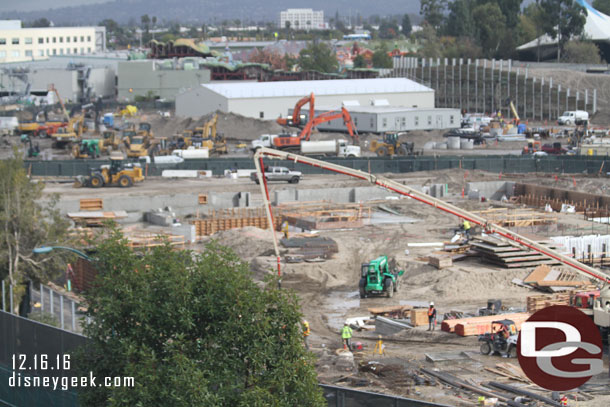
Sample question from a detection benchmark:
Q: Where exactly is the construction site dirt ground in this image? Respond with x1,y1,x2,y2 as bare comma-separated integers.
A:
3,108,591,160
41,168,610,405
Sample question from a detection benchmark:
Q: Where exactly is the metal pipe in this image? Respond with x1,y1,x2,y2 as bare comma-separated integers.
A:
252,148,610,284
1,280,5,312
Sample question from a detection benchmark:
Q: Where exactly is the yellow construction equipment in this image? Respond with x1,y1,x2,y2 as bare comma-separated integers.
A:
197,114,227,154
101,130,123,153
369,133,416,157
118,105,138,118
78,156,144,188
52,114,86,148
507,99,520,123
49,84,70,122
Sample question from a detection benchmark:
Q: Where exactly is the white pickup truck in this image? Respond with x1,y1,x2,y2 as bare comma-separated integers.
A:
250,166,302,184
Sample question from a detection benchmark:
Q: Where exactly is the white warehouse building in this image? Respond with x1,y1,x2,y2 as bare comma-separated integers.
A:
175,78,435,120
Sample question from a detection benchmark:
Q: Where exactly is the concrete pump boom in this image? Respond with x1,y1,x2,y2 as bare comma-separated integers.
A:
252,147,610,285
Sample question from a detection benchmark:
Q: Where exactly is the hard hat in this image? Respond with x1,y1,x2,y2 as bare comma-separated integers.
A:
344,321,349,325
303,320,308,324
429,302,434,306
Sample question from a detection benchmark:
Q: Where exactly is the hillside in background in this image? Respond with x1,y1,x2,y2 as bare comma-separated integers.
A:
1,0,421,25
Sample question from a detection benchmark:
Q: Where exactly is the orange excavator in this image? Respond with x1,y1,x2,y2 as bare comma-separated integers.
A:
272,107,359,150
276,93,315,126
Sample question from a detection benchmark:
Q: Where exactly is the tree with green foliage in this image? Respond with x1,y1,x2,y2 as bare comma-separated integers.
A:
378,19,400,39
401,14,412,36
521,2,548,61
420,0,448,28
562,40,602,63
472,2,507,57
353,54,367,68
593,0,610,15
0,150,70,311
30,18,51,28
298,42,339,73
75,231,324,407
539,0,587,61
372,44,393,68
443,0,475,38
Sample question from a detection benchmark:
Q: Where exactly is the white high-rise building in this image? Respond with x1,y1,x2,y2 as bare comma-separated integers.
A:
0,20,106,64
280,9,325,30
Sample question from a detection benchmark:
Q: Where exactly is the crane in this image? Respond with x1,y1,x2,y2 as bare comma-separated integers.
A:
506,98,520,124
49,83,70,122
276,93,315,127
252,147,610,330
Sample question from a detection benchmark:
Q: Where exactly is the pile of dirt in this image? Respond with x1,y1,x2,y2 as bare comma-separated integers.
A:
203,226,276,262
143,111,285,141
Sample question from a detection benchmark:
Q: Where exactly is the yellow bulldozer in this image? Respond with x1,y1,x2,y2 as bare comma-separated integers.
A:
369,132,417,157
76,157,144,188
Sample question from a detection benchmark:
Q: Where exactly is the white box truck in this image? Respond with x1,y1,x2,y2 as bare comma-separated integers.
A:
300,139,361,157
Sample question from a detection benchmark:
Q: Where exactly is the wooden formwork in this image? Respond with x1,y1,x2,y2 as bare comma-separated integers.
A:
79,198,103,211
526,293,571,313
472,208,557,227
191,207,280,236
125,230,186,248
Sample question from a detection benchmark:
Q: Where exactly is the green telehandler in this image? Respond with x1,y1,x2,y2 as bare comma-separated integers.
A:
359,256,404,299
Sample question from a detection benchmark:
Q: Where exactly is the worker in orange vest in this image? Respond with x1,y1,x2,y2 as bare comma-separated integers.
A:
302,320,310,350
427,302,437,331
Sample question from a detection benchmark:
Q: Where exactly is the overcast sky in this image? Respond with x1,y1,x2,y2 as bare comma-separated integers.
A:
0,0,109,12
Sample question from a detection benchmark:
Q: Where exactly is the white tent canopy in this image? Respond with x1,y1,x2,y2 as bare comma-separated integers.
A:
517,0,610,51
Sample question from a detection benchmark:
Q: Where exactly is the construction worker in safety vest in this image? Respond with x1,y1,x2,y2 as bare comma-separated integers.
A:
302,320,310,350
560,395,568,406
281,221,289,239
341,322,353,351
427,302,437,331
461,219,471,240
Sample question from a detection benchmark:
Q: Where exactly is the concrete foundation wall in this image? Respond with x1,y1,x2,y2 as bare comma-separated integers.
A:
466,181,515,201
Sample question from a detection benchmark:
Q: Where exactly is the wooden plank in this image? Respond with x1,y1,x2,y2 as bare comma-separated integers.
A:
523,265,551,284
535,280,590,287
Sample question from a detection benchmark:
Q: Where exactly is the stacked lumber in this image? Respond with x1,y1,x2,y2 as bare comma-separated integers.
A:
428,255,452,269
441,313,530,336
471,235,561,268
521,265,596,292
410,309,429,326
526,293,571,313
368,305,412,319
484,362,531,383
67,211,127,226
79,198,103,211
281,236,338,263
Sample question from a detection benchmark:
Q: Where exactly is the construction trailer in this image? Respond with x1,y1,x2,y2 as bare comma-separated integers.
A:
292,106,461,133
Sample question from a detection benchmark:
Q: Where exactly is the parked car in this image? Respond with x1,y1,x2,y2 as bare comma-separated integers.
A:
250,166,302,184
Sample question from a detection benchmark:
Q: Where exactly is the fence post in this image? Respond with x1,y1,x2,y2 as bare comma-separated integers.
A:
1,280,5,312
50,288,54,315
10,284,14,314
60,295,64,330
71,300,76,331
40,283,44,312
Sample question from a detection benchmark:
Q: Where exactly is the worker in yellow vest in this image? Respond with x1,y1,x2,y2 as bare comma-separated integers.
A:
302,320,310,350
341,322,353,351
462,219,471,240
